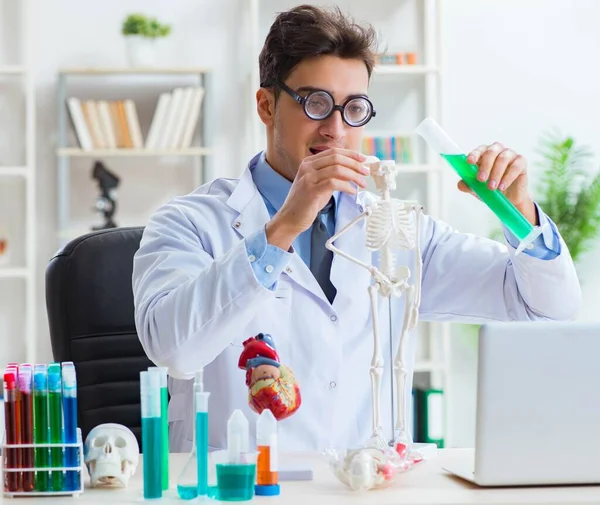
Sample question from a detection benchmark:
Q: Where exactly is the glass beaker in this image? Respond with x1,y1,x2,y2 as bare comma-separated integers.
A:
209,450,258,502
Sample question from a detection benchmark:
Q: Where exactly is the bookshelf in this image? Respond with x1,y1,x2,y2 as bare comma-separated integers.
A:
0,0,37,364
55,67,213,244
246,0,452,446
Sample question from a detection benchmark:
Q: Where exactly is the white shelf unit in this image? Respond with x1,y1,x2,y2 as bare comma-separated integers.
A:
246,0,452,446
56,67,213,244
0,66,26,75
0,268,29,280
373,64,437,75
0,0,37,364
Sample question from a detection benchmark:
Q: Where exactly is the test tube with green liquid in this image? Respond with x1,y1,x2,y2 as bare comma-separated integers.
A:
48,363,64,491
33,364,50,491
149,367,169,490
415,117,547,254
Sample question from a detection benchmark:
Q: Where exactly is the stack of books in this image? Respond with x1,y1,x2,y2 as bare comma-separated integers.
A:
66,86,205,151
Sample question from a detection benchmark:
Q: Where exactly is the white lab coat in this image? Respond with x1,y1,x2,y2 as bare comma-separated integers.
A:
132,156,581,454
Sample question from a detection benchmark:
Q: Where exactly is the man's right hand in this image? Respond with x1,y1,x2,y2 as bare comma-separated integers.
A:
266,148,369,251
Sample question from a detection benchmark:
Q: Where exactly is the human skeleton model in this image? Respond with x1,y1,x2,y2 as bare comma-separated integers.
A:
325,157,424,490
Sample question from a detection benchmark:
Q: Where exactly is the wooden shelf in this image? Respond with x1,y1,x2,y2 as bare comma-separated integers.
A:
56,147,212,157
0,267,28,279
373,65,437,75
59,67,210,76
0,166,29,177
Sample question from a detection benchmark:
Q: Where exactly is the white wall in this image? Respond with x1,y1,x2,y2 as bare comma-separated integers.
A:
441,0,600,446
29,0,251,363
1,0,599,446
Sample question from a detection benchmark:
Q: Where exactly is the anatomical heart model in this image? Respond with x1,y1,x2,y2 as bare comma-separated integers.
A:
237,333,301,420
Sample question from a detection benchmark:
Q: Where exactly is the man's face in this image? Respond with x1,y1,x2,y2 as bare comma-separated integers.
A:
261,55,370,180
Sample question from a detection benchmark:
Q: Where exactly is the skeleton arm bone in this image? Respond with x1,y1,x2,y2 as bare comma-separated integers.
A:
325,210,371,269
325,208,391,285
326,207,396,291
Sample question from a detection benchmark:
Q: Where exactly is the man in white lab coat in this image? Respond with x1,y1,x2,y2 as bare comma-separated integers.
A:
132,5,581,453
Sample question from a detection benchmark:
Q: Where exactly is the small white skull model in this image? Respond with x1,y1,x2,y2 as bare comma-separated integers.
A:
84,423,140,488
363,156,398,192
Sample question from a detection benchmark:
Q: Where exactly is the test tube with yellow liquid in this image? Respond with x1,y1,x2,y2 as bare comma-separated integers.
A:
415,117,548,255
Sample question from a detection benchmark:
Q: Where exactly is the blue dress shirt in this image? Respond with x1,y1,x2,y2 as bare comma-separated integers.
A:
245,152,561,290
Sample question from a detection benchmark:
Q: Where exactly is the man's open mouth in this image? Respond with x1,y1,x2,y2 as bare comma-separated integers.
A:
310,147,330,155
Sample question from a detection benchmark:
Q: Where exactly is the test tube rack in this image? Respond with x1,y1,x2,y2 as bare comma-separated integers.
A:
1,427,85,497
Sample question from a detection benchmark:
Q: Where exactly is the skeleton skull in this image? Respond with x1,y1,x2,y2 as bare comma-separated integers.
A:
363,157,398,192
84,423,140,488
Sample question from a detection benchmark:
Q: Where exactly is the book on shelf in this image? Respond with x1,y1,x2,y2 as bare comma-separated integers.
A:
362,135,414,164
146,86,205,149
65,85,204,151
413,387,445,448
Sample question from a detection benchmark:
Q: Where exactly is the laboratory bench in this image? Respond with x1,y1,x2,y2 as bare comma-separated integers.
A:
3,449,600,504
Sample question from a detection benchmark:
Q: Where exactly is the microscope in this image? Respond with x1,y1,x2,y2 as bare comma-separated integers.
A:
91,161,120,230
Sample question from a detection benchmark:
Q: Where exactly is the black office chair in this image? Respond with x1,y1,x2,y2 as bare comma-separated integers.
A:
45,227,153,448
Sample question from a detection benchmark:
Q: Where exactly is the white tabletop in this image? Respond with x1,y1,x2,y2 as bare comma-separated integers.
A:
4,449,600,504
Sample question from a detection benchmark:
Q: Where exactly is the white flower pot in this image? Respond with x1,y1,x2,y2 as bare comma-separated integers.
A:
124,35,156,67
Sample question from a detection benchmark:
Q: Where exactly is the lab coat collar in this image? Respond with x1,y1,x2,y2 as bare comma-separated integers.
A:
227,153,369,309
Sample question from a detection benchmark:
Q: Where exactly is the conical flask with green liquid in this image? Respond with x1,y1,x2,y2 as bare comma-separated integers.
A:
415,117,547,255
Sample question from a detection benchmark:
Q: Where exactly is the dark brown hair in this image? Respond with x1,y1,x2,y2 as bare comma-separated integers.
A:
259,4,378,93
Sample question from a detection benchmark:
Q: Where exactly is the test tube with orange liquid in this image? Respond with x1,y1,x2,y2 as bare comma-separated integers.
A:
255,409,280,496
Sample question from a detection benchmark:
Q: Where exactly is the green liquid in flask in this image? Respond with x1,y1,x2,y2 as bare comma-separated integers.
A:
441,154,533,240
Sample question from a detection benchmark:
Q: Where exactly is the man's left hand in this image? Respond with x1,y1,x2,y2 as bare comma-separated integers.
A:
457,142,538,226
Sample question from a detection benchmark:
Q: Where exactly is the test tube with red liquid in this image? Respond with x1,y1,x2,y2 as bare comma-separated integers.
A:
3,368,20,492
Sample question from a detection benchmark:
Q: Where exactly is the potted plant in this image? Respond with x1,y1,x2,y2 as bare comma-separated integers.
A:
122,13,172,67
534,130,600,262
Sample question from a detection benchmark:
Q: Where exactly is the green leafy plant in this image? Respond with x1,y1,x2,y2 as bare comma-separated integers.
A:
122,14,171,38
534,130,600,261
489,130,600,262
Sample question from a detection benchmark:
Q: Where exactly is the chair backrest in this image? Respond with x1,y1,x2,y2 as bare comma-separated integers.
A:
45,227,153,449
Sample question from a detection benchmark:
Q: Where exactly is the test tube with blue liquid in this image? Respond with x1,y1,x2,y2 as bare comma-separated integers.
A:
148,367,169,490
177,370,210,500
140,370,162,499
415,117,548,254
62,362,80,491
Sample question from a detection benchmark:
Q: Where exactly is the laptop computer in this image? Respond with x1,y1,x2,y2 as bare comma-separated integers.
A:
443,321,600,487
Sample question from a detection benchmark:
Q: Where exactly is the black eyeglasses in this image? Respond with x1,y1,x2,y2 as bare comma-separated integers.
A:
275,81,376,127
